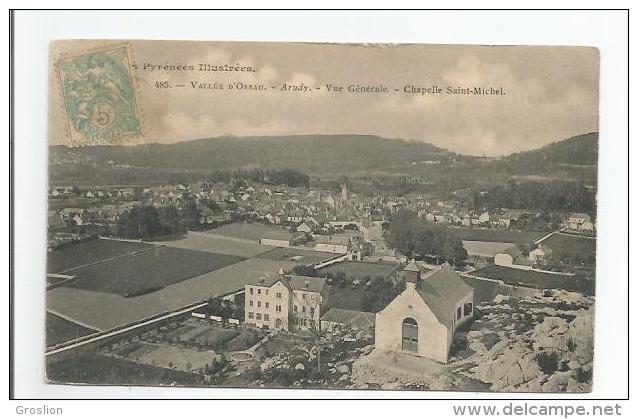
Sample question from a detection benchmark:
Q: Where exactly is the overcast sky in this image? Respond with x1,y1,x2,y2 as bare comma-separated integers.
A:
50,40,599,156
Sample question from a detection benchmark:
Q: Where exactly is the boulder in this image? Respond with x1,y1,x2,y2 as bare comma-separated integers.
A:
531,317,569,351
552,290,592,307
541,371,571,392
567,308,594,365
467,331,488,353
493,294,509,304
475,341,540,390
337,364,350,374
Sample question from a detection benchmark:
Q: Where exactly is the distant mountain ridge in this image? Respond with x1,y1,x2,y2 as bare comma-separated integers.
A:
50,134,449,175
49,132,599,176
502,132,599,166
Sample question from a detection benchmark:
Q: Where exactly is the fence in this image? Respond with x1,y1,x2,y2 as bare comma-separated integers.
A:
460,274,541,303
98,235,143,243
191,313,241,325
313,253,351,269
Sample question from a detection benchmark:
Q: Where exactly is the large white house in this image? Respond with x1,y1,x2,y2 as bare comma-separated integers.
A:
244,269,331,331
375,262,474,363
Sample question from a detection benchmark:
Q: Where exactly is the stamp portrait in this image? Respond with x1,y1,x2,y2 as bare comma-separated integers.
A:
56,45,142,145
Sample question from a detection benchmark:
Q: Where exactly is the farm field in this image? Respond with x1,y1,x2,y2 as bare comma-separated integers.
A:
97,320,263,375
47,239,156,274
157,231,273,257
46,312,98,347
450,227,543,244
134,344,219,372
541,232,596,262
257,247,338,265
65,246,246,297
47,257,295,330
462,240,514,258
471,265,595,295
207,222,292,241
47,197,105,212
318,261,399,280
151,319,263,352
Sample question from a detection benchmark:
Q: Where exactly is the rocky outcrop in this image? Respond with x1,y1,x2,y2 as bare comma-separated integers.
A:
462,290,594,392
350,289,594,392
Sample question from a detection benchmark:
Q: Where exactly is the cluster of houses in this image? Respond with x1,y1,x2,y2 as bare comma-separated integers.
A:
55,202,140,227
48,178,595,252
494,245,544,270
50,186,135,200
419,207,525,229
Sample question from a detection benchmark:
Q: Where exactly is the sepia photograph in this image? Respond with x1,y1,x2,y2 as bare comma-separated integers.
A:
40,39,601,393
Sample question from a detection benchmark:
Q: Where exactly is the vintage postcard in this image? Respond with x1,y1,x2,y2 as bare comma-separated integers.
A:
46,40,598,392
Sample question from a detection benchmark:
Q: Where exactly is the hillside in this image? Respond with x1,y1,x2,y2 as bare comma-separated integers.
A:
496,132,599,172
50,135,449,176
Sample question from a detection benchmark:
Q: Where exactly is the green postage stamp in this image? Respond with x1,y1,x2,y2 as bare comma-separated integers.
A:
56,45,142,145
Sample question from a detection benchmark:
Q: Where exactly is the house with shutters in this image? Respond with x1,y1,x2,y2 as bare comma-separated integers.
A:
244,269,331,332
374,262,474,363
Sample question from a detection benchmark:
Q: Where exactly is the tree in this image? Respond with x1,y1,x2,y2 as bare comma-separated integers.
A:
116,205,164,240
265,168,310,187
157,205,184,235
180,197,201,230
229,177,248,192
361,277,403,312
516,241,536,257
360,241,375,257
468,180,596,214
292,264,318,277
200,198,221,214
386,210,468,266
385,210,419,258
441,236,468,267
206,297,233,318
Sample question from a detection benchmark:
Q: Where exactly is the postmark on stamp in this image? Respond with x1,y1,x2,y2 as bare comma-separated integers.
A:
56,45,142,145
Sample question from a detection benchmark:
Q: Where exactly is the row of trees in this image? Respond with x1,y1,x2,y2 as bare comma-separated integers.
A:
360,277,404,313
51,162,310,190
227,168,310,188
115,205,186,240
467,180,596,214
385,210,468,266
115,186,239,240
169,167,310,188
205,297,244,320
